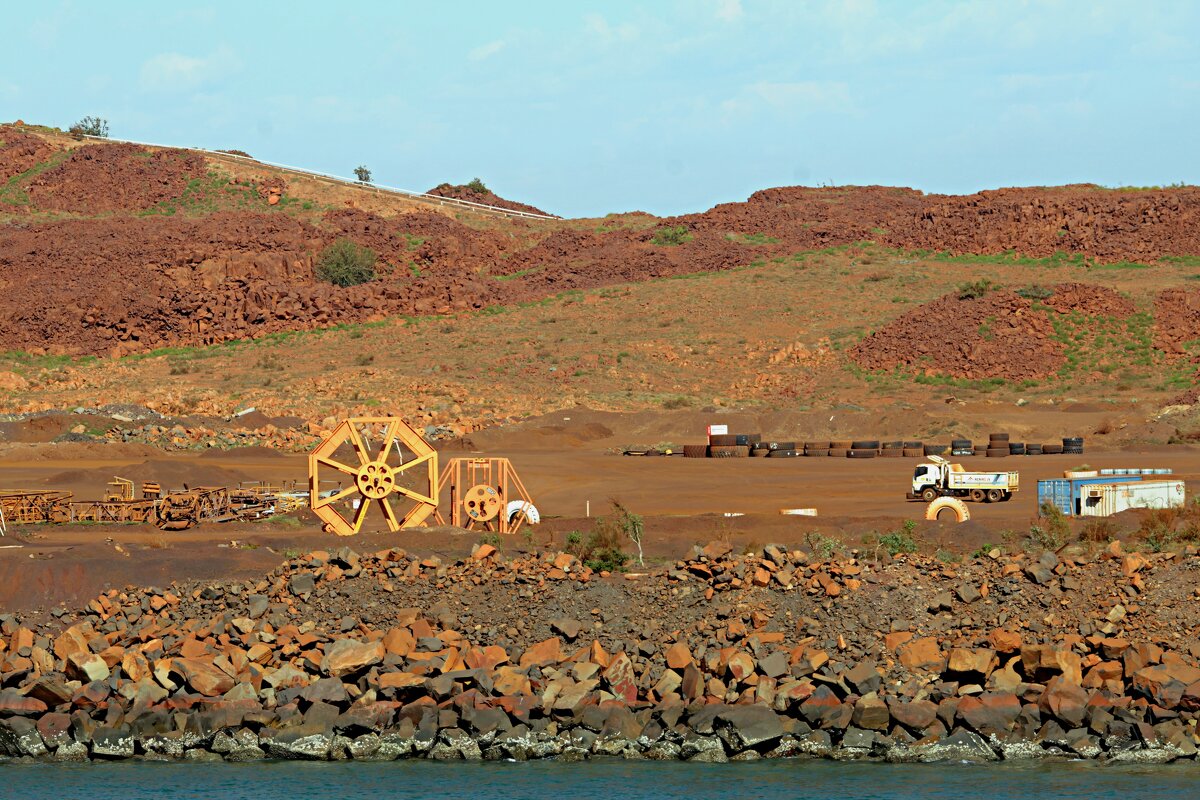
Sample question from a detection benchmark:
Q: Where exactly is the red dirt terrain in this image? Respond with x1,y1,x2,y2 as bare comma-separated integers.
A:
25,143,207,213
0,126,60,181
2,126,1199,361
426,181,554,217
851,284,1138,380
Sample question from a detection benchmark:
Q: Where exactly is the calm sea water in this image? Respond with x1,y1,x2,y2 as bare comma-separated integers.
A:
2,760,1197,799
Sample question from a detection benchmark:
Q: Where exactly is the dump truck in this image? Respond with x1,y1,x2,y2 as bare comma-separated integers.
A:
907,455,1019,502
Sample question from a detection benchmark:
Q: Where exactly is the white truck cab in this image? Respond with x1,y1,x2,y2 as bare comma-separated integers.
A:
908,455,1018,503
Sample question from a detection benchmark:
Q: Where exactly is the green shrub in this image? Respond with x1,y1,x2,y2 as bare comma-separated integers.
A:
69,116,109,137
354,165,373,184
873,520,916,556
316,239,377,287
466,177,489,194
957,279,995,300
1016,284,1054,300
651,225,692,246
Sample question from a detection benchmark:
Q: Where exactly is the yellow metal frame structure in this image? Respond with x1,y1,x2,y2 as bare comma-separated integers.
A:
435,457,535,535
309,418,439,536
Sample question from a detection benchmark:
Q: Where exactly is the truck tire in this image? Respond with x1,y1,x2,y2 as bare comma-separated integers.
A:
881,448,903,457
924,444,948,456
969,489,985,502
986,489,1003,503
709,445,749,458
920,487,939,502
851,440,880,450
829,440,853,450
1003,492,1013,501
848,448,877,458
804,448,829,457
1042,443,1063,454
925,497,970,523
746,433,762,445
828,448,848,457
986,448,1007,458
752,448,770,457
768,449,798,458
989,432,1010,443
683,445,708,458
903,441,923,449
1008,442,1025,455
710,434,738,447
902,448,924,458
804,441,829,450
1025,444,1043,455
883,441,903,450
951,439,972,449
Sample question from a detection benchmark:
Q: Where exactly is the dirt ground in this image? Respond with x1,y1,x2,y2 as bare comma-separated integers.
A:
2,407,1196,614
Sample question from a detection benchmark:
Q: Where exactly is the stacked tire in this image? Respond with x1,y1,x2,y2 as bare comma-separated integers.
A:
881,441,904,458
902,441,923,458
683,445,708,458
1009,442,1026,456
849,440,879,458
951,439,973,456
987,432,1009,459
1042,443,1064,455
1026,444,1043,455
924,443,948,456
1063,437,1084,455
829,440,852,457
804,441,829,457
709,445,750,458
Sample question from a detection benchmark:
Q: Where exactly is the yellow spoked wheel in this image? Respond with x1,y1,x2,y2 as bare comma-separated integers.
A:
309,418,439,536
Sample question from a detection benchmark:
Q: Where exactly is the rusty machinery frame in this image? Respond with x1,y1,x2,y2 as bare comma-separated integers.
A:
435,457,536,535
309,418,439,536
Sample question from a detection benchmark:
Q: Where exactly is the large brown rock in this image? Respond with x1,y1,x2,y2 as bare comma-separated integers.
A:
173,657,236,697
518,637,562,668
65,651,110,683
602,652,637,704
887,698,938,732
1038,676,1089,727
1132,663,1200,709
851,693,891,731
948,648,998,679
957,692,1021,736
899,637,945,673
322,638,384,677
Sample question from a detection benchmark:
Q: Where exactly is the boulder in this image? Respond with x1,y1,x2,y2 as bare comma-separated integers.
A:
1038,676,1089,727
716,704,785,751
322,638,384,677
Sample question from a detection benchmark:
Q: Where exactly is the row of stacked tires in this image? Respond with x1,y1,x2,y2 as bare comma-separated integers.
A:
682,432,1084,459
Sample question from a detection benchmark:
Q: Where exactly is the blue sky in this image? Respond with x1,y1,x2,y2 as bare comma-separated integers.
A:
4,1,1198,217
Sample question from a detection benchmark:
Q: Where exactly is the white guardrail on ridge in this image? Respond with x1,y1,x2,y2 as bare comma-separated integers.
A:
63,132,560,221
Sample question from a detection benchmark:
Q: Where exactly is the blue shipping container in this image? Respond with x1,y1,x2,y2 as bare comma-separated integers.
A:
1037,476,1143,517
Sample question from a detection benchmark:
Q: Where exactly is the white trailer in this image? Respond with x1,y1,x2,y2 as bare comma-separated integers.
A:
908,455,1020,503
1079,480,1186,517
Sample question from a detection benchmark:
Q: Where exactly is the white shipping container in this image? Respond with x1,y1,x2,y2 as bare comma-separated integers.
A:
707,424,728,436
1078,480,1186,517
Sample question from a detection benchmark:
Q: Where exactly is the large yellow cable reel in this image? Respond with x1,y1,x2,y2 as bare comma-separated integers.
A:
309,418,439,536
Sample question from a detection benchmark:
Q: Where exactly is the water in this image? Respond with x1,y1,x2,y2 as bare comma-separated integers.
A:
2,760,1197,800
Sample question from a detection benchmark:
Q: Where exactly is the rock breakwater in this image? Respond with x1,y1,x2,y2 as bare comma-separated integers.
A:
2,540,1200,764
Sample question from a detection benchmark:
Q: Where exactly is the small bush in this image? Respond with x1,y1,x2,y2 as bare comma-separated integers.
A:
316,239,377,287
651,225,692,246
354,165,373,184
1016,284,1054,300
466,177,489,194
878,521,919,557
69,116,109,137
661,396,693,410
1081,517,1118,543
957,279,995,300
1029,502,1069,551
